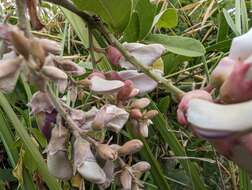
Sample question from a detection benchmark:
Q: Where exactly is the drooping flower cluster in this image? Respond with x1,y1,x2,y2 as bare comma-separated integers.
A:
177,29,252,176
0,24,165,188
105,43,165,96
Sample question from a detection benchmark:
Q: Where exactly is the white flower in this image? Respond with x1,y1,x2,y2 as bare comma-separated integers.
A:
229,28,252,61
119,43,165,69
118,70,162,95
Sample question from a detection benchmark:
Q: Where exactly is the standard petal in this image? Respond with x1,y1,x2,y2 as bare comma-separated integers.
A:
119,43,166,69
89,76,124,94
229,28,252,61
118,70,159,95
28,91,55,114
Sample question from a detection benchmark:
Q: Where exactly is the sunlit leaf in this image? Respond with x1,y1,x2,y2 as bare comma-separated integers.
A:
156,8,178,29
145,34,205,57
72,0,132,32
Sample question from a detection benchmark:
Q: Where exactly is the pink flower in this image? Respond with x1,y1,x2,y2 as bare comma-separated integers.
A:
177,90,213,125
219,61,252,103
209,57,235,89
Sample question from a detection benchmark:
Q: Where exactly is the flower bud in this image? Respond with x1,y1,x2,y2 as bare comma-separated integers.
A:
132,161,151,172
53,58,85,76
139,120,150,138
105,46,123,66
143,110,158,119
74,137,106,184
117,80,134,101
130,109,143,120
30,38,46,65
209,57,235,88
42,66,68,80
131,98,151,109
96,143,118,160
110,144,122,151
38,38,61,55
219,62,252,103
118,139,143,156
9,30,30,59
120,168,132,190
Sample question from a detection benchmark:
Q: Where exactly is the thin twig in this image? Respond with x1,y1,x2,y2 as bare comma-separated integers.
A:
47,85,83,137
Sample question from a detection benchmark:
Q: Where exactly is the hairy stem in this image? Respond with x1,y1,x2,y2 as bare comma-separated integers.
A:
15,0,31,37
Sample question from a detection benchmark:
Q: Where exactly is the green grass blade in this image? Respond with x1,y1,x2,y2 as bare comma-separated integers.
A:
217,11,229,42
240,0,249,33
62,8,112,72
235,0,241,35
239,168,252,190
127,127,171,190
0,92,61,190
148,100,207,190
223,8,240,36
0,111,36,190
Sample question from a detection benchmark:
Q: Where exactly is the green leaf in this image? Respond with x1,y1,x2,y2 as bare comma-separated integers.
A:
63,8,89,47
135,0,157,39
122,11,140,42
24,148,38,173
30,128,47,148
12,147,25,188
157,96,170,113
156,8,178,29
223,8,240,36
0,169,16,182
72,0,132,32
145,34,205,57
217,11,229,42
206,39,232,52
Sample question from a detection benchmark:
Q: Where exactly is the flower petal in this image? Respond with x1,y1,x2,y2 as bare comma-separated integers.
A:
90,76,124,94
118,70,159,95
229,28,252,61
119,43,165,69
